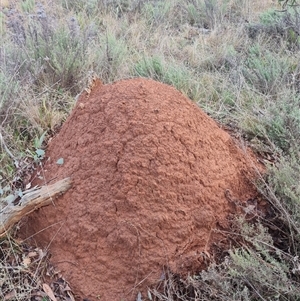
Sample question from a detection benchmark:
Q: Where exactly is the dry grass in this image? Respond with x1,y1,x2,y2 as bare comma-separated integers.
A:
0,235,75,301
1,0,300,300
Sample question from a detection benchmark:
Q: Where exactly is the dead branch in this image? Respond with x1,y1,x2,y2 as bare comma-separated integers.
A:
0,177,72,238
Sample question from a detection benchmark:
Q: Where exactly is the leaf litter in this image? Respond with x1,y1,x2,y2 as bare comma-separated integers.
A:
0,237,76,301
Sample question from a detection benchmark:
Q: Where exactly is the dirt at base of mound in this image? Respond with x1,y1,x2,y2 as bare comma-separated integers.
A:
21,78,261,301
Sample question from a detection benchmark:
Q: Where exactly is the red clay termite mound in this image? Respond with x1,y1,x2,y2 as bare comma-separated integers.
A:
22,78,260,301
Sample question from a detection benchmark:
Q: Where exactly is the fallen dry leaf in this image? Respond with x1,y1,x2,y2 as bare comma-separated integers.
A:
37,248,47,260
43,283,57,301
27,251,38,258
22,257,31,268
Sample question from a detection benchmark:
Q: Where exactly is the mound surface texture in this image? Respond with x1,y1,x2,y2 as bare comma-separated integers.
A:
23,78,259,300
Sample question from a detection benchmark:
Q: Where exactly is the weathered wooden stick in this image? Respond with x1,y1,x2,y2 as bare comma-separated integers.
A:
0,177,72,238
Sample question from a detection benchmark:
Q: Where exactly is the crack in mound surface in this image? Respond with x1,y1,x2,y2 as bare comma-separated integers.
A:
21,78,260,301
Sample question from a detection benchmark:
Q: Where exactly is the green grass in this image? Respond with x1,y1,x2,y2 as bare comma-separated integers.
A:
1,0,300,300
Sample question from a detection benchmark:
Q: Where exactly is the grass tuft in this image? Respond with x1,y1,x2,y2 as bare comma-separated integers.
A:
1,0,300,299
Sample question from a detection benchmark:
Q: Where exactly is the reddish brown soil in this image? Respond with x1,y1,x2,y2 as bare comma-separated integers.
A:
21,78,260,301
